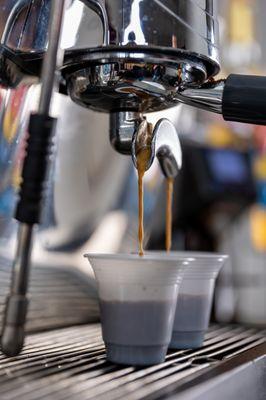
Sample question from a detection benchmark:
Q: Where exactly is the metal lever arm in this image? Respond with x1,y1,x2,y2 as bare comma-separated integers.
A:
1,0,66,357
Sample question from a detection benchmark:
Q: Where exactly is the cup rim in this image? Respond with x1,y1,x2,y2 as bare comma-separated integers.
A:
146,251,228,262
84,252,195,264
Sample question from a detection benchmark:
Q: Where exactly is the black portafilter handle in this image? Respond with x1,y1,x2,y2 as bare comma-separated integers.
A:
222,74,266,125
1,113,56,357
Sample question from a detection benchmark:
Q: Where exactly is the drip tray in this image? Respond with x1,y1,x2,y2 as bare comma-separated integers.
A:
0,324,265,400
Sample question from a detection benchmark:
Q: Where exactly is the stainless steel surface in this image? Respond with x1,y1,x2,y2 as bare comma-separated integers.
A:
0,0,30,46
0,0,47,87
1,0,220,66
1,0,221,111
0,86,133,253
83,0,219,57
1,0,66,356
1,224,33,356
152,119,182,178
38,0,66,115
110,111,140,155
63,49,206,112
0,324,264,400
0,255,99,332
0,0,48,52
62,0,220,112
0,85,29,236
176,79,225,114
110,113,182,178
9,224,33,295
83,0,109,46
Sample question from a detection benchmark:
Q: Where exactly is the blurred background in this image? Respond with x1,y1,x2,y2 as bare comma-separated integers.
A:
0,0,265,332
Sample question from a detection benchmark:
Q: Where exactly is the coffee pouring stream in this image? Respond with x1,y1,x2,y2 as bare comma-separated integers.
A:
1,0,266,357
132,117,182,256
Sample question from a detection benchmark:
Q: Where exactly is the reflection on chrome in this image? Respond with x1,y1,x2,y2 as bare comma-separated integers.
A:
123,0,146,45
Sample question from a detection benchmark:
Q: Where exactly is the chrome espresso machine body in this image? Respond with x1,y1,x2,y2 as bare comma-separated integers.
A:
0,0,266,361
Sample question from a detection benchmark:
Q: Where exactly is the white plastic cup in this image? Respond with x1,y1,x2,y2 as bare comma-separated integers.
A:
169,252,228,349
146,251,228,348
84,253,193,365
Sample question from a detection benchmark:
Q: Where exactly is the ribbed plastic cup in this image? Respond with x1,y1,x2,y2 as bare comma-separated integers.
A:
146,252,228,349
84,253,193,365
169,252,228,349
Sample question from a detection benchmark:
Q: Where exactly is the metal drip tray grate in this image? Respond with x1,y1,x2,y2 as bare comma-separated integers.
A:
0,324,265,400
0,255,99,332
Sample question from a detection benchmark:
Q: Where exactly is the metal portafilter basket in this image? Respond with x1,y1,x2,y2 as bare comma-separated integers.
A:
0,0,266,357
1,0,266,125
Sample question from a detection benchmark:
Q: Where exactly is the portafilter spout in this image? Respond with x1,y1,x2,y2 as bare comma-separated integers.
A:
110,113,182,179
132,118,182,179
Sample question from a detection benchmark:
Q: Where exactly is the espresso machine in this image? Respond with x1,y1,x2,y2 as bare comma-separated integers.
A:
0,0,266,361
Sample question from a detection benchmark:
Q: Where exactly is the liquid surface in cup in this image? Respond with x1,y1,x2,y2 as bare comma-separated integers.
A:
136,121,153,256
100,300,174,345
173,294,212,332
166,177,174,252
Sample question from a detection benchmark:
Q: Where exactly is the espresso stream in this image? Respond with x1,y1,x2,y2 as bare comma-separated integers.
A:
166,178,174,252
136,120,174,255
137,147,151,256
137,152,174,255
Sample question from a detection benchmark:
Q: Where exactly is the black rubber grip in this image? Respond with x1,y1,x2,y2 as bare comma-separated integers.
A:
15,114,57,224
222,74,266,125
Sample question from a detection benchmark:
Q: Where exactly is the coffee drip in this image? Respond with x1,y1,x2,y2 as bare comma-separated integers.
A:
137,149,149,256
166,178,174,252
135,120,175,256
135,119,153,256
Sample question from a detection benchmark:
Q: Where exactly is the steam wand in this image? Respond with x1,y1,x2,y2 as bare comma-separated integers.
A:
1,0,66,357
